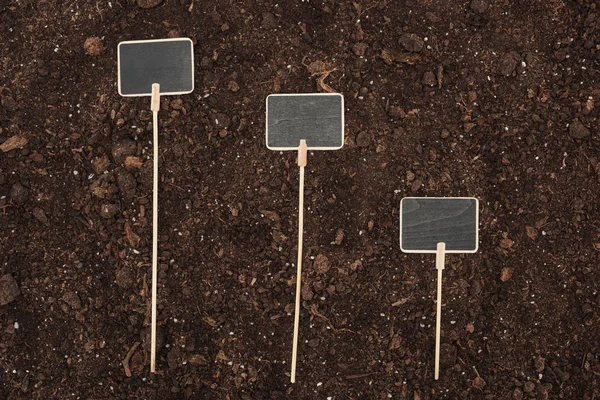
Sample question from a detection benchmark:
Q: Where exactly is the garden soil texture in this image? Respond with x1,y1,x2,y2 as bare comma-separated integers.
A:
1,0,599,399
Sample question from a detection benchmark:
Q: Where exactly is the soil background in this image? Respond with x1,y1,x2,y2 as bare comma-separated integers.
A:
1,0,599,399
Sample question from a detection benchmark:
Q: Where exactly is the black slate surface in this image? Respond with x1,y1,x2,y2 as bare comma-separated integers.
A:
118,38,194,96
266,94,344,149
400,198,478,252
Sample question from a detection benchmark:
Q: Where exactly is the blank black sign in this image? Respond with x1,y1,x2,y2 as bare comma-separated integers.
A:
118,38,194,96
266,93,344,150
400,198,478,253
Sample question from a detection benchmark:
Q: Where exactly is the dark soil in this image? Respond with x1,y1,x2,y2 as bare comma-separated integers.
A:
1,0,599,399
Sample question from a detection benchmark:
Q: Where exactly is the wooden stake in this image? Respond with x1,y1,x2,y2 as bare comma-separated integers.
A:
150,83,160,373
434,242,445,380
291,139,307,383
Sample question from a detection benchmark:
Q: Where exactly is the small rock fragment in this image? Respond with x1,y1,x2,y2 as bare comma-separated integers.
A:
261,13,277,29
422,71,436,86
271,230,287,244
116,266,135,289
535,356,545,372
399,33,424,52
301,284,314,301
356,131,371,147
0,275,20,306
1,95,17,111
389,336,401,350
425,12,441,23
211,113,231,130
525,226,537,239
523,381,535,393
388,105,405,119
125,221,140,247
92,155,110,174
188,354,207,365
136,0,163,8
554,48,568,62
556,369,570,382
500,267,513,282
466,322,475,333
499,237,514,249
469,278,482,296
112,139,137,164
260,209,280,223
440,343,457,367
170,99,183,110
334,229,344,245
101,204,120,219
10,183,28,204
29,153,45,163
411,179,422,192
513,388,523,400
313,281,324,292
124,156,143,170
62,291,82,310
470,0,489,14
499,52,519,76
83,37,104,56
468,91,477,102
352,42,367,57
472,376,486,389
200,57,213,70
1,135,28,152
314,254,331,274
167,346,181,369
117,172,137,201
569,120,590,139
228,81,240,92
350,260,362,271
33,207,49,225
536,384,548,400
165,27,179,37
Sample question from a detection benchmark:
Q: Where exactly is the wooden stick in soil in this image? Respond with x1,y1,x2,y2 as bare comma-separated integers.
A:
434,242,445,380
150,83,160,373
290,139,307,384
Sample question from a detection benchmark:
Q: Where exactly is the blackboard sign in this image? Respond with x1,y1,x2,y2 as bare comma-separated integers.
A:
118,38,194,96
266,93,344,150
400,197,478,253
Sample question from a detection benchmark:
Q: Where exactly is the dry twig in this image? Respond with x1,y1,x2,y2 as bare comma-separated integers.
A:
123,342,141,377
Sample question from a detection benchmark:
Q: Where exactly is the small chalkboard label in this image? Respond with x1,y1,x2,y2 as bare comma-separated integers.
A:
118,38,194,97
399,196,479,380
266,93,344,150
117,37,195,374
265,92,344,383
400,197,478,253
